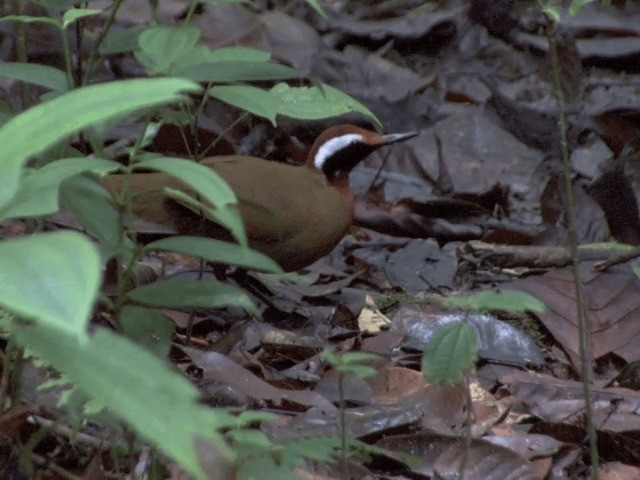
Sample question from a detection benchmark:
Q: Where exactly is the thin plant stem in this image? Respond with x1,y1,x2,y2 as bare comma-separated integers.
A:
112,118,154,325
11,0,29,109
74,9,83,86
338,372,349,480
458,376,473,480
200,112,250,159
60,27,76,88
546,21,600,478
82,0,125,85
182,0,200,25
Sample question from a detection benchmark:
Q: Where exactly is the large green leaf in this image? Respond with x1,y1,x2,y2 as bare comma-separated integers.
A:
136,26,201,75
202,46,270,62
127,279,260,317
422,322,478,385
0,232,100,336
209,85,279,125
171,46,273,73
0,14,58,27
100,25,146,54
0,77,200,210
144,236,282,273
269,83,379,123
119,305,174,357
0,62,68,91
304,0,327,17
61,8,102,29
133,156,247,246
443,289,546,313
177,61,299,83
13,324,235,479
0,157,120,221
60,175,132,262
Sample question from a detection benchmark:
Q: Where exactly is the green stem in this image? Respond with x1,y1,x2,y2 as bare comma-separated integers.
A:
200,112,250,159
11,0,29,109
111,118,153,326
60,26,76,89
82,0,125,85
182,0,200,25
338,372,348,480
546,20,600,478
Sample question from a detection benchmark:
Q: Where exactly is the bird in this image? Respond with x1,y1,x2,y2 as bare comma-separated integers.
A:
101,124,418,271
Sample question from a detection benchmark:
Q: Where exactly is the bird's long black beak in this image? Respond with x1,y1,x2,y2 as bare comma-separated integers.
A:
381,131,419,145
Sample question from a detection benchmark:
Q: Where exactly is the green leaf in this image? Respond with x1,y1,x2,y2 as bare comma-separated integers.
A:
171,46,273,73
304,0,327,18
541,5,560,22
136,26,201,75
320,350,379,377
176,61,299,83
133,157,236,206
205,46,270,62
0,157,120,221
119,305,174,357
0,232,100,336
340,352,379,365
13,324,235,479
569,0,596,16
209,85,279,125
60,175,131,262
164,188,247,247
62,8,102,29
0,62,68,91
132,157,247,246
269,83,379,124
127,279,260,317
422,322,478,385
0,15,59,28
442,289,546,313
0,98,13,127
100,25,146,54
144,236,282,273
0,77,200,210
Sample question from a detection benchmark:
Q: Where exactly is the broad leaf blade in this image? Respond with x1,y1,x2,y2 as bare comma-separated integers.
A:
133,157,247,246
269,83,379,124
13,324,233,479
443,289,546,313
0,232,100,336
144,236,282,273
60,175,131,262
127,279,260,317
176,61,299,83
62,8,102,29
136,26,201,75
0,77,200,210
0,62,68,91
0,157,120,221
119,305,173,357
209,85,279,125
422,322,478,385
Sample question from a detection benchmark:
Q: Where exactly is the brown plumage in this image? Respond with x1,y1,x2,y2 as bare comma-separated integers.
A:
101,124,417,271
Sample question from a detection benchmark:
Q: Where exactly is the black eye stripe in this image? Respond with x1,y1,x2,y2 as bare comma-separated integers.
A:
321,142,378,179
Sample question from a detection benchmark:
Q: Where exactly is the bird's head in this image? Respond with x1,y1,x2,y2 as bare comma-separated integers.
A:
305,124,418,181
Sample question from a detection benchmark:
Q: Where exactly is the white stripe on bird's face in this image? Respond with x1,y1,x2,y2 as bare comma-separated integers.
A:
313,133,364,171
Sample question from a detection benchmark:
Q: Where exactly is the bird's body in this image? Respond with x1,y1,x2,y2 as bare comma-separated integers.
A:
101,125,417,271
